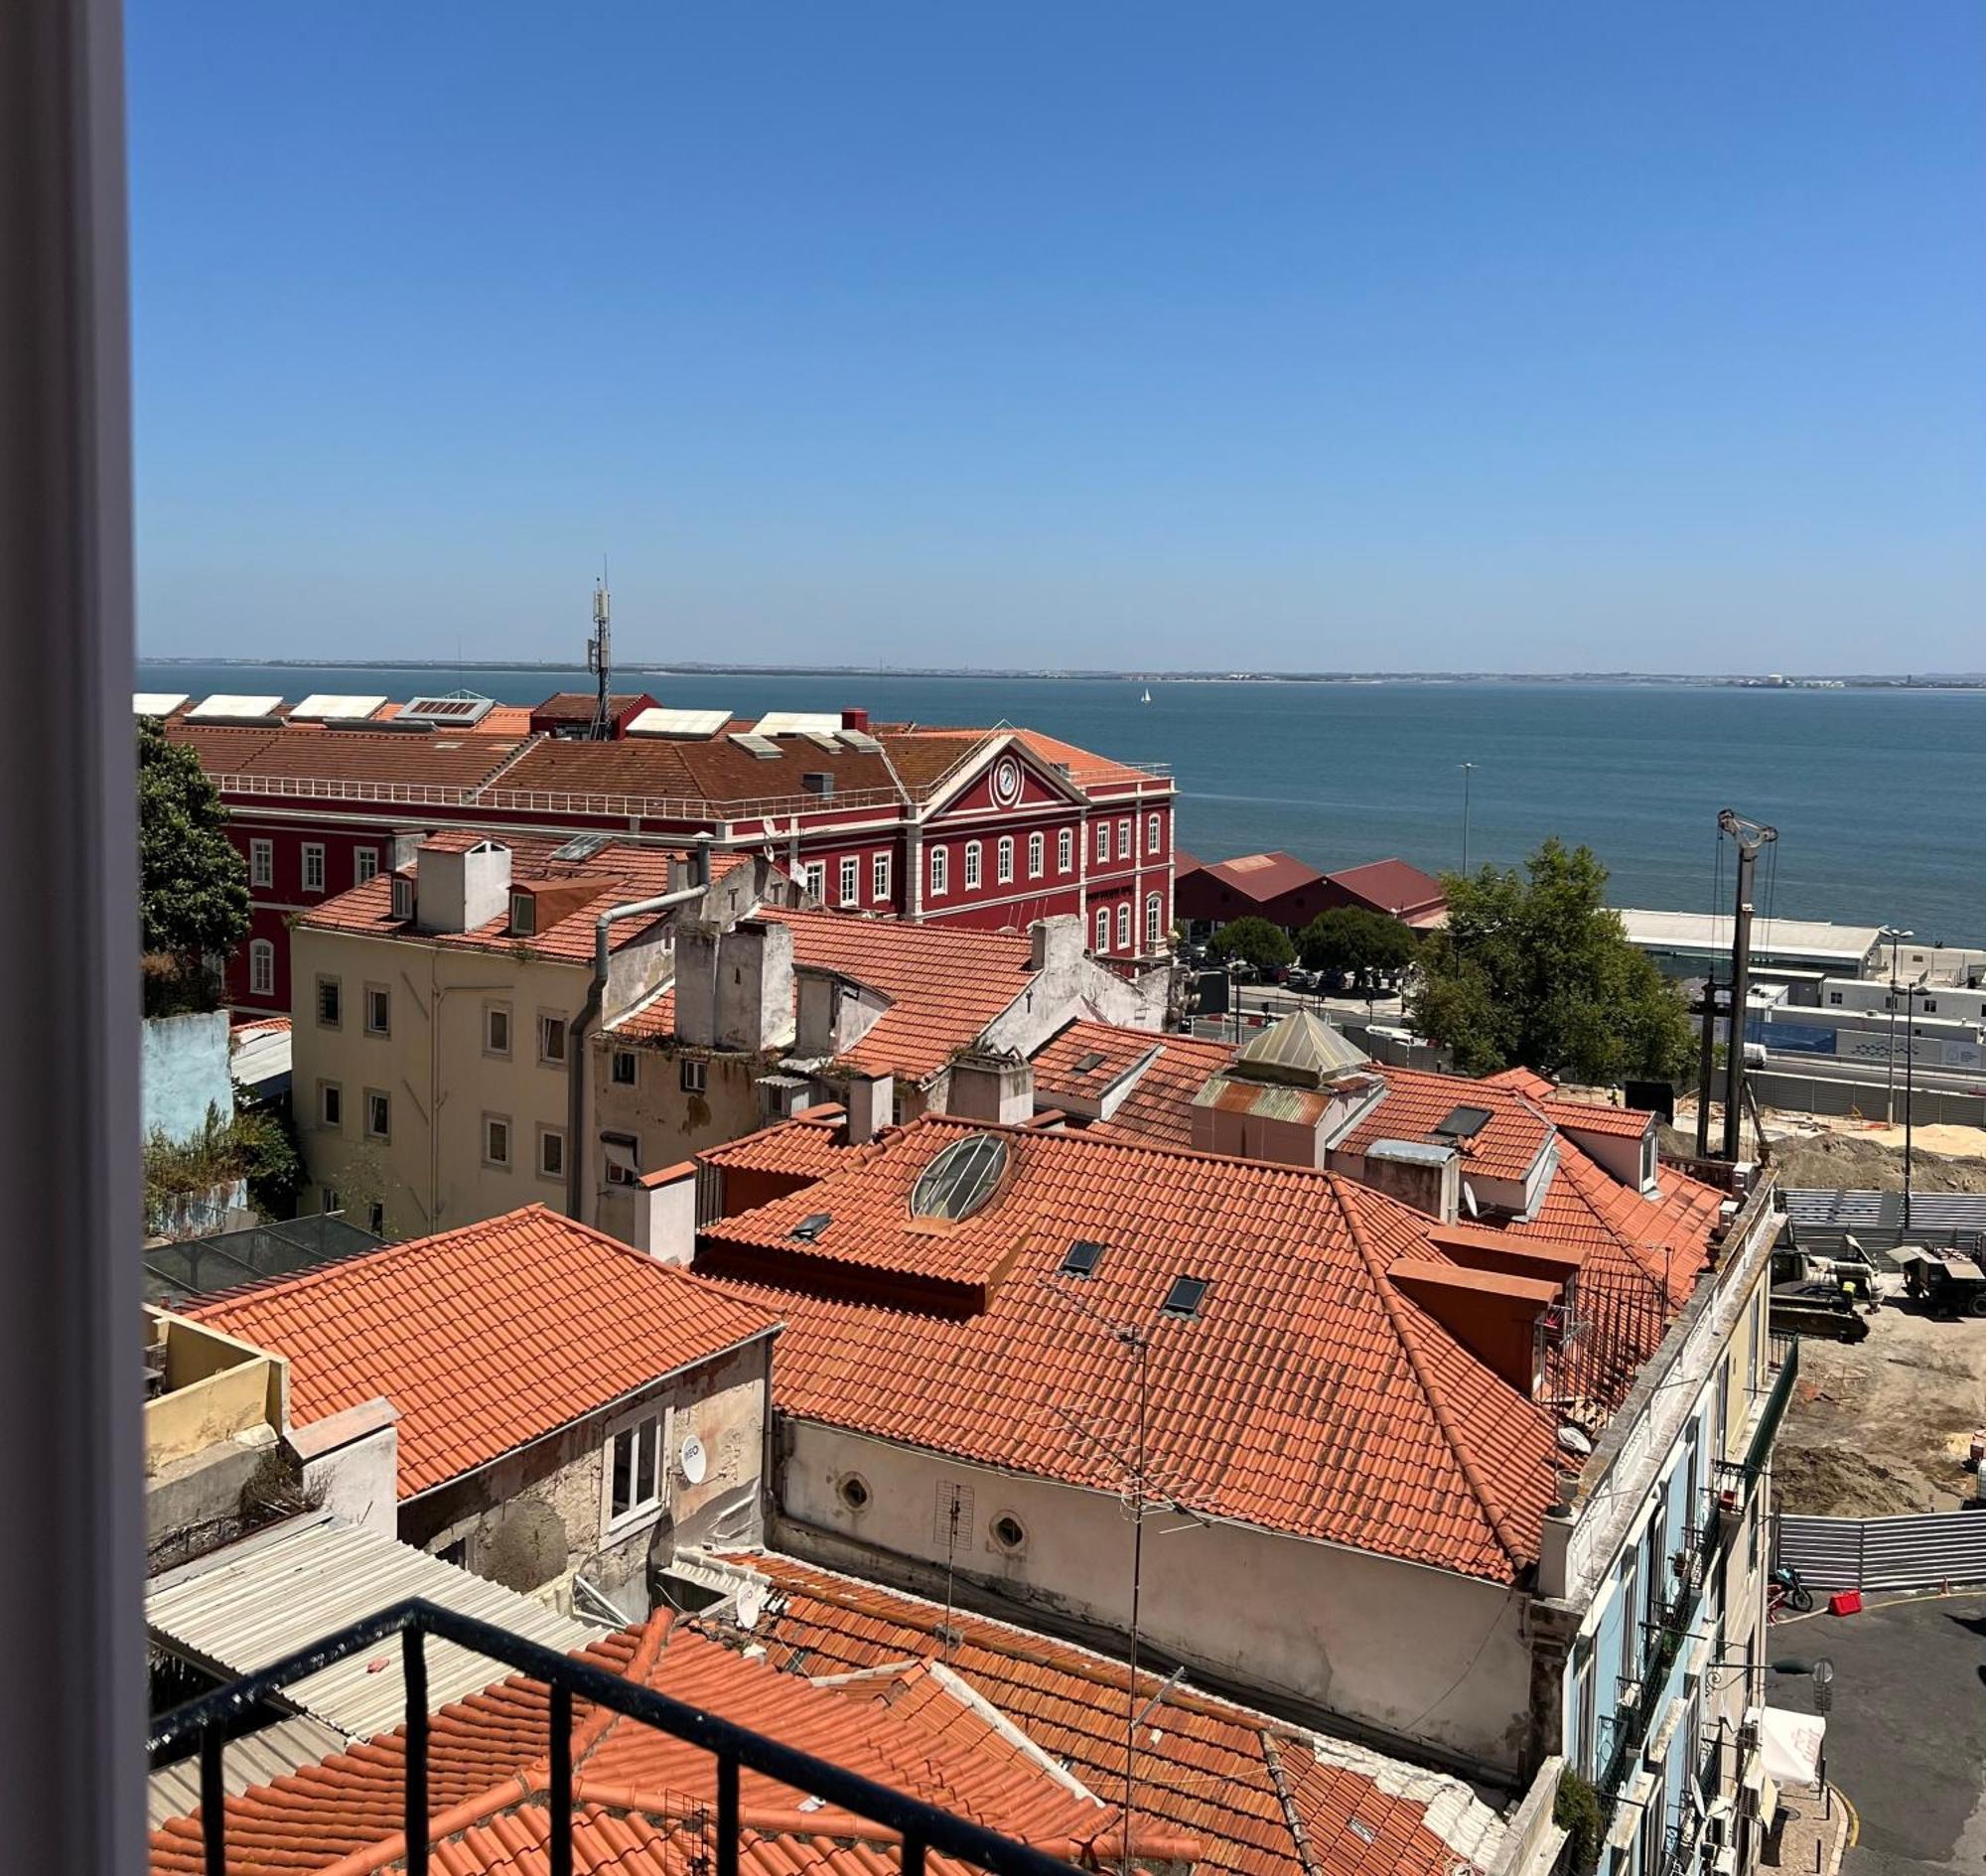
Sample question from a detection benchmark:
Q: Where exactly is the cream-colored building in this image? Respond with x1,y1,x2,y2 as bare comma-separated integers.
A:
290,829,795,1238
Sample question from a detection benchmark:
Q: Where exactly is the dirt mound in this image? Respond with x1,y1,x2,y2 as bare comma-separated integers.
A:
1766,1131,1986,1195
1773,1442,1934,1517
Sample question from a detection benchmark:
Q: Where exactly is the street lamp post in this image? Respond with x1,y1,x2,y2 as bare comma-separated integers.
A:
1904,972,1926,1229
1879,927,1912,1127
1459,763,1477,875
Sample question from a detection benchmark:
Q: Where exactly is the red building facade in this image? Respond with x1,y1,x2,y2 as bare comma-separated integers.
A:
165,701,1176,1012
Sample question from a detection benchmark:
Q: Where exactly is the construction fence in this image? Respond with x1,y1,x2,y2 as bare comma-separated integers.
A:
1775,1510,1986,1594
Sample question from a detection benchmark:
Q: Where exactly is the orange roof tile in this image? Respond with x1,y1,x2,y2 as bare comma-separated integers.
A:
699,1118,1565,1580
1477,1066,1556,1098
1338,1067,1553,1184
1533,1094,1657,1140
190,1206,781,1498
702,1110,881,1181
150,1614,1167,1876
166,721,532,788
702,1553,1506,1876
1031,1020,1238,1149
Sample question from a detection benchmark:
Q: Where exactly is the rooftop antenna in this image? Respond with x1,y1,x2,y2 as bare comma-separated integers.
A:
937,1481,965,1650
1715,808,1777,1161
587,562,614,741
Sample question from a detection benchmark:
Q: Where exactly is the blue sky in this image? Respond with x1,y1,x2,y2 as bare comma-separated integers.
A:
129,3,1984,671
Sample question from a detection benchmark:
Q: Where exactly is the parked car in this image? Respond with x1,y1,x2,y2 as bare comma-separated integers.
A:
1284,967,1315,992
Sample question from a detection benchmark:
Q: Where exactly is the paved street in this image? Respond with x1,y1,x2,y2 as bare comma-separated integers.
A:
1766,1589,1986,1875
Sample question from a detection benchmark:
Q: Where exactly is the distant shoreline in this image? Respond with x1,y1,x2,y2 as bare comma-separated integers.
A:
139,657,1986,691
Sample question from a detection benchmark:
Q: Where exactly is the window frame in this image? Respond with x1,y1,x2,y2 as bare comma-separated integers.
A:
963,841,981,890
838,854,859,906
1117,817,1132,860
301,841,326,894
390,875,414,922
537,1011,568,1068
611,1047,638,1087
1147,812,1162,855
603,1402,670,1534
872,850,891,901
1094,906,1110,952
680,1056,708,1095
803,859,825,901
1145,893,1162,948
318,1081,343,1131
1027,831,1044,878
603,1129,640,1187
536,1123,566,1181
1116,902,1131,949
929,846,948,897
316,974,342,1029
482,1111,512,1169
1058,827,1072,873
248,837,273,889
484,1001,511,1059
363,982,390,1038
363,1087,390,1143
354,846,379,885
1094,822,1108,864
247,938,275,998
996,835,1014,884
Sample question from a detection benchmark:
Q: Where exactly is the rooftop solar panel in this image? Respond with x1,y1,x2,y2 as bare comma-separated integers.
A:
1433,1104,1494,1140
399,693,496,726
730,732,782,760
753,711,843,737
288,693,388,722
840,729,884,753
187,694,285,722
626,706,731,739
133,692,189,718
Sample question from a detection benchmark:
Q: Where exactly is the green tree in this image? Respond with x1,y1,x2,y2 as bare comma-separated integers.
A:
1297,906,1421,987
1407,838,1693,1083
1207,916,1296,973
138,719,249,961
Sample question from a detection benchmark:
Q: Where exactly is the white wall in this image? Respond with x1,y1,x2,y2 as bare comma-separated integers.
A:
776,1421,1535,1778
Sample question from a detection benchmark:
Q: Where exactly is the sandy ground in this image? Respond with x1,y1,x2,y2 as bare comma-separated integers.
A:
1774,1305,1986,1515
1670,1098,1986,1190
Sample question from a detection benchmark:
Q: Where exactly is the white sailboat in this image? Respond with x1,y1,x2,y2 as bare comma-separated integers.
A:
1140,686,1152,704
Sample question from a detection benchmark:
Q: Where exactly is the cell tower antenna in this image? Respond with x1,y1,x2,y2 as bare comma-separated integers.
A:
587,565,614,741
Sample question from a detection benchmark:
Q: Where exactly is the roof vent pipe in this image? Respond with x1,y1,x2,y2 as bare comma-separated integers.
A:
694,831,713,889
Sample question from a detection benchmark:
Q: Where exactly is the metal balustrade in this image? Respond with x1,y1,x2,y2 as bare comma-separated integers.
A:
149,1598,1081,1876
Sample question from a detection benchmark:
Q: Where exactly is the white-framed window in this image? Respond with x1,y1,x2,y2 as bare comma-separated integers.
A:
302,842,326,894
355,847,379,885
612,1048,638,1086
1117,817,1132,859
510,891,536,936
483,1113,511,1168
929,846,948,897
605,1406,666,1530
484,1003,510,1057
872,851,891,901
1058,828,1072,873
1145,893,1162,948
538,1012,567,1066
1027,832,1044,878
318,1082,342,1130
248,938,275,997
248,838,273,888
1147,812,1162,855
802,860,825,901
316,975,342,1028
320,1186,340,1215
364,983,390,1037
537,1124,566,1181
1094,822,1108,864
364,1088,390,1141
1116,903,1131,949
390,876,414,922
838,855,859,905
680,1057,707,1094
963,841,982,890
996,836,1014,884
603,1130,639,1186
1094,906,1110,952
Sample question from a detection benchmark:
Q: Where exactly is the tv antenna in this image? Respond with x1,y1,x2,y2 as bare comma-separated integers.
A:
586,564,614,741
1039,1269,1209,1874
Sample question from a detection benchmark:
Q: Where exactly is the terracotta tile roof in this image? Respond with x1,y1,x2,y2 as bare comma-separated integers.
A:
1533,1095,1657,1140
150,1614,1165,1876
1196,852,1326,902
189,1205,780,1498
702,1111,881,1181
1007,729,1158,792
608,910,1042,1082
1338,1067,1552,1184
1031,1020,1238,1149
533,691,651,723
167,721,533,787
498,735,905,813
699,1118,1565,1580
1322,860,1446,918
1479,1067,1556,1098
298,834,746,965
701,1553,1507,1876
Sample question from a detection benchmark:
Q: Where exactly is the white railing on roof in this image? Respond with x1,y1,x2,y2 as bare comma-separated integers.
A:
210,772,909,822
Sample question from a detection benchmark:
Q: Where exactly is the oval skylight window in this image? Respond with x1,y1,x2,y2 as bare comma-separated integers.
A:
908,1131,1010,1222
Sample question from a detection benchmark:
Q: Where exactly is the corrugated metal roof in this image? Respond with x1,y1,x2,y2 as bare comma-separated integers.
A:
1231,1008,1369,1081
1189,1074,1337,1124
147,1716,347,1828
147,1514,595,1743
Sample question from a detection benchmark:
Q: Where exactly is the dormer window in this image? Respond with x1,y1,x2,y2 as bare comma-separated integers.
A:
510,891,535,936
390,877,413,922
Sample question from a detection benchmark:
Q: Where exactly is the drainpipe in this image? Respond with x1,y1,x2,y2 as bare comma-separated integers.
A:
566,839,713,1220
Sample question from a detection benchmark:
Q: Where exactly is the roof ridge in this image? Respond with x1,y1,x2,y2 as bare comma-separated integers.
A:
1330,1176,1537,1573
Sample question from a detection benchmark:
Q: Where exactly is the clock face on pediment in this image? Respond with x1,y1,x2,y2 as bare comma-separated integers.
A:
989,755,1024,808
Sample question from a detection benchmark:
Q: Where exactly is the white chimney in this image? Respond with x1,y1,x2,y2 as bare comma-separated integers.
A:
674,924,720,1048
416,839,511,934
634,1161,699,1265
1028,915,1083,977
947,1054,1034,1124
845,1072,894,1145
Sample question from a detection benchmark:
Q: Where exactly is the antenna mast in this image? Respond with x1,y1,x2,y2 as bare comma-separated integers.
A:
1715,807,1777,1161
587,572,613,741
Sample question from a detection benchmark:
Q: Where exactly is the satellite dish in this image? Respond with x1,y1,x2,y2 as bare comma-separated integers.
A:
736,1585,764,1631
1557,1423,1593,1458
1462,1182,1480,1220
680,1434,708,1485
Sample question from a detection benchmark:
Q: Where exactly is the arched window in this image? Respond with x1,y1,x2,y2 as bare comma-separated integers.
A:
996,836,1014,884
1116,903,1131,950
1147,812,1163,855
963,841,982,890
1057,828,1072,873
1028,832,1045,878
1145,893,1162,948
248,938,275,998
929,846,948,897
1094,906,1110,952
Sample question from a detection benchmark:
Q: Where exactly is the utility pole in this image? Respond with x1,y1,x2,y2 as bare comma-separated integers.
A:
1878,927,1912,1127
1717,808,1778,1163
586,574,613,741
1903,972,1925,1228
1459,763,1476,875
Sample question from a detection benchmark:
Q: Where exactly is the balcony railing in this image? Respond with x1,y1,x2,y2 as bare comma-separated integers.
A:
149,1597,1080,1876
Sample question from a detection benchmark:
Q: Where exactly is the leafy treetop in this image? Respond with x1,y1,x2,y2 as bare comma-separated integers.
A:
1206,916,1296,972
1406,837,1694,1083
1297,906,1420,986
138,719,249,962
